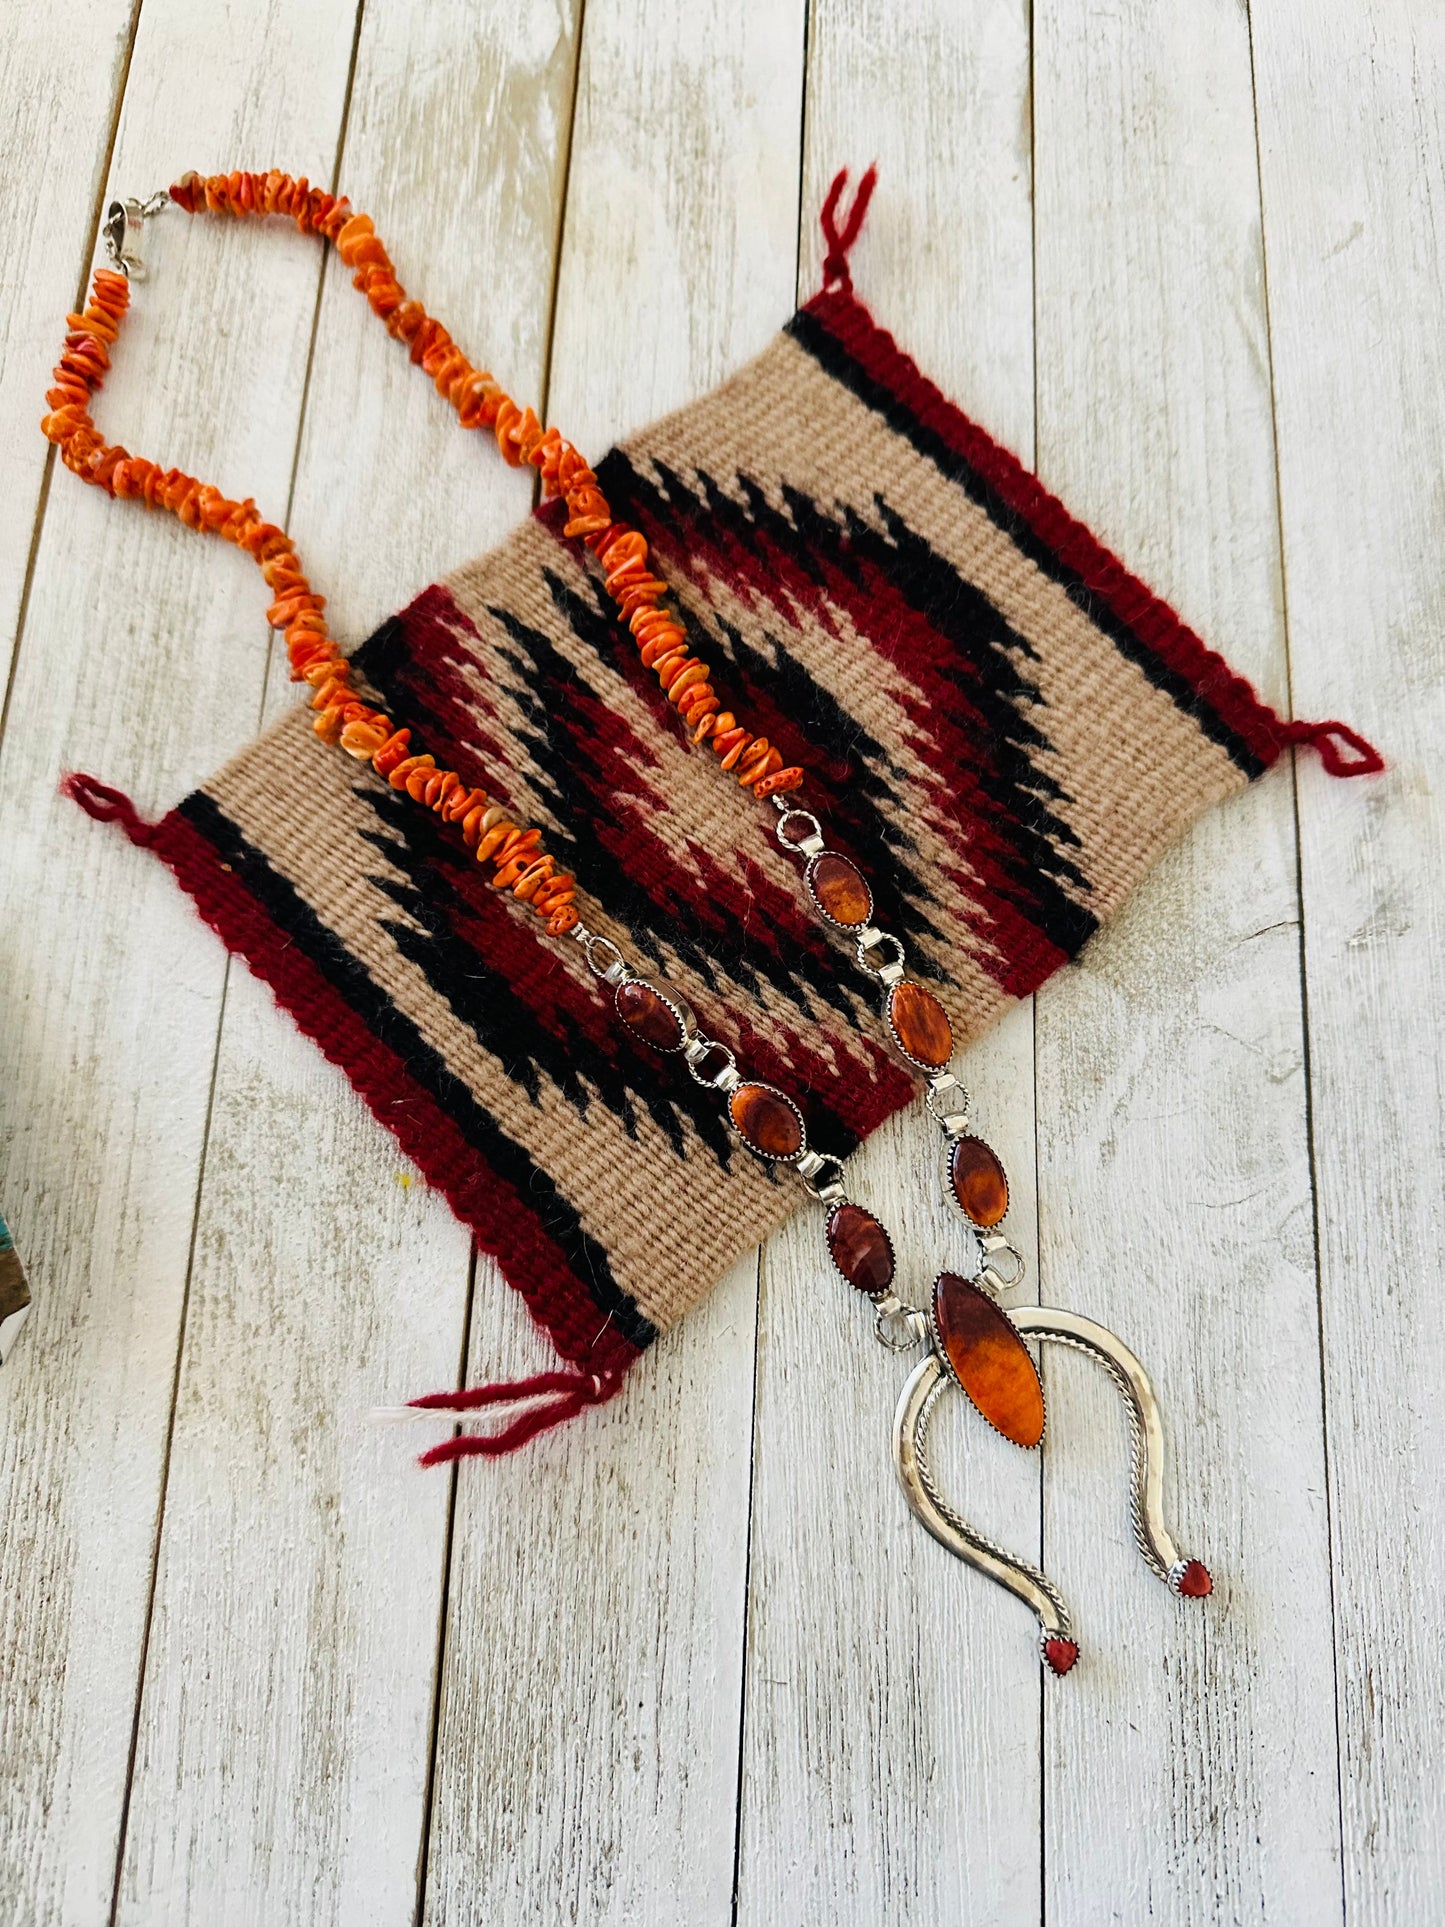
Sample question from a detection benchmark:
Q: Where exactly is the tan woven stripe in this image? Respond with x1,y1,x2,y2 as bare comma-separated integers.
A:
204,712,795,1332
622,333,1247,920
443,523,999,1077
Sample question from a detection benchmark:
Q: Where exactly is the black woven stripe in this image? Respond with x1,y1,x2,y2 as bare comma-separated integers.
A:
178,789,656,1350
600,448,1100,964
359,581,886,1151
352,777,764,1174
785,306,1268,781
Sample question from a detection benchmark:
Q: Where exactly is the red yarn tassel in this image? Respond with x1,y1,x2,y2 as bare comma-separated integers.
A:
1277,718,1384,777
61,772,161,845
820,163,879,293
410,1367,625,1467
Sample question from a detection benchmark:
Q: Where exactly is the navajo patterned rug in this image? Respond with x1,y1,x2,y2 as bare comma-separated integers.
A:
83,285,1370,1388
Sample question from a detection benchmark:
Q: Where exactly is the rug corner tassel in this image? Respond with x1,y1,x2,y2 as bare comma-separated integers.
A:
409,1366,626,1467
60,771,161,845
819,161,880,294
1279,717,1385,777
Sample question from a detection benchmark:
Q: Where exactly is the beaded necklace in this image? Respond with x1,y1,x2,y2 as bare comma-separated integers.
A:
44,171,1213,1674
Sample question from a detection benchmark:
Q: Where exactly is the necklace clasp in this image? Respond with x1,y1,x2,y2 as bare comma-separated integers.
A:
102,192,170,280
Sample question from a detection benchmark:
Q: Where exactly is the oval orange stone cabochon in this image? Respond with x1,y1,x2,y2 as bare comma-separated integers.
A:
932,1271,1045,1447
948,1136,1009,1227
615,979,686,1051
825,1202,895,1294
886,981,953,1070
805,851,873,928
729,1082,805,1160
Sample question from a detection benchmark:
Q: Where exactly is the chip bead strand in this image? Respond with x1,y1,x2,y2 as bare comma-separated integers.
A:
40,186,897,1330
171,171,806,801
41,173,815,943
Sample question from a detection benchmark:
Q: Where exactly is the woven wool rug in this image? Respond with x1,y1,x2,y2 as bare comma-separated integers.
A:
90,285,1362,1386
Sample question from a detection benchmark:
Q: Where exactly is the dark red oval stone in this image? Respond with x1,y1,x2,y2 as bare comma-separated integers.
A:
730,1082,804,1159
615,980,685,1051
806,852,872,928
933,1271,1044,1447
948,1136,1009,1227
826,1203,895,1294
1176,1559,1213,1598
887,981,953,1070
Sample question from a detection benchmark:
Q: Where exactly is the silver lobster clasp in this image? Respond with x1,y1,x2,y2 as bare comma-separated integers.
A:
102,192,170,280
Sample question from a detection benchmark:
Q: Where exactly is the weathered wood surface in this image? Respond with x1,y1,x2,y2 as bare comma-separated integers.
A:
1253,5,1445,1921
1,1,1441,1922
1032,4,1343,1920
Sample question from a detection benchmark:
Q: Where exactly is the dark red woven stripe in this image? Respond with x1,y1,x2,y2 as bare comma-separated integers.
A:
803,286,1292,772
149,806,642,1380
621,478,1074,996
376,585,919,1143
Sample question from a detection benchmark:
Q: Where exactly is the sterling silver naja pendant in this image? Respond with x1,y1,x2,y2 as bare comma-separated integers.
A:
891,1291,1212,1674
763,795,1213,1675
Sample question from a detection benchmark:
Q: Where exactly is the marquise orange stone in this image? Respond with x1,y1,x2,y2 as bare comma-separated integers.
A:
933,1271,1045,1447
806,852,872,928
730,1082,804,1159
826,1203,895,1294
887,981,953,1070
948,1136,1009,1227
616,979,685,1051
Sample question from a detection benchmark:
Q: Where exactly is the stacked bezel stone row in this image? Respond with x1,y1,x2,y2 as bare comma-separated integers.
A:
774,800,1023,1293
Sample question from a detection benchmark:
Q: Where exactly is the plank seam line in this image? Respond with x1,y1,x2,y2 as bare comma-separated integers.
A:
728,1246,766,1926
0,0,147,758
533,0,589,502
104,4,370,1914
419,11,589,1908
791,0,814,312
1242,8,1349,1919
106,936,233,1926
413,1240,477,1927
253,0,370,728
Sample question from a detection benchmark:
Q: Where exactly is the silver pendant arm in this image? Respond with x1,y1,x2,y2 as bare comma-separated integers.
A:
894,1353,1073,1641
1008,1306,1187,1587
892,1310,1210,1670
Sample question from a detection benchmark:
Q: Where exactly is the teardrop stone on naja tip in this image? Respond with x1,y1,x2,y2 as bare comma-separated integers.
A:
932,1271,1045,1448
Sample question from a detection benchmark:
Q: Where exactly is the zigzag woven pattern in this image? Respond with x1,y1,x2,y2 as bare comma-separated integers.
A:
141,287,1300,1379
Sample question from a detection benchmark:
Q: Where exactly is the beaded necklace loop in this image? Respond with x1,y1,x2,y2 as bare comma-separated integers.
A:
42,171,806,950
44,171,1215,1670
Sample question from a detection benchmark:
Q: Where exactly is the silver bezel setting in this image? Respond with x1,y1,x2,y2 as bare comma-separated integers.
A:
612,974,696,1055
802,850,874,931
927,1276,1047,1449
823,1198,897,1297
882,979,954,1073
727,1080,809,1166
941,1133,1011,1231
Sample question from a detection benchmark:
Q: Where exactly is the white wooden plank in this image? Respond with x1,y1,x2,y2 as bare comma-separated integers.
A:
0,5,363,1923
0,0,136,694
420,3,806,1920
736,6,1044,1922
1252,4,1445,1917
1032,1,1342,1920
112,3,586,1922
